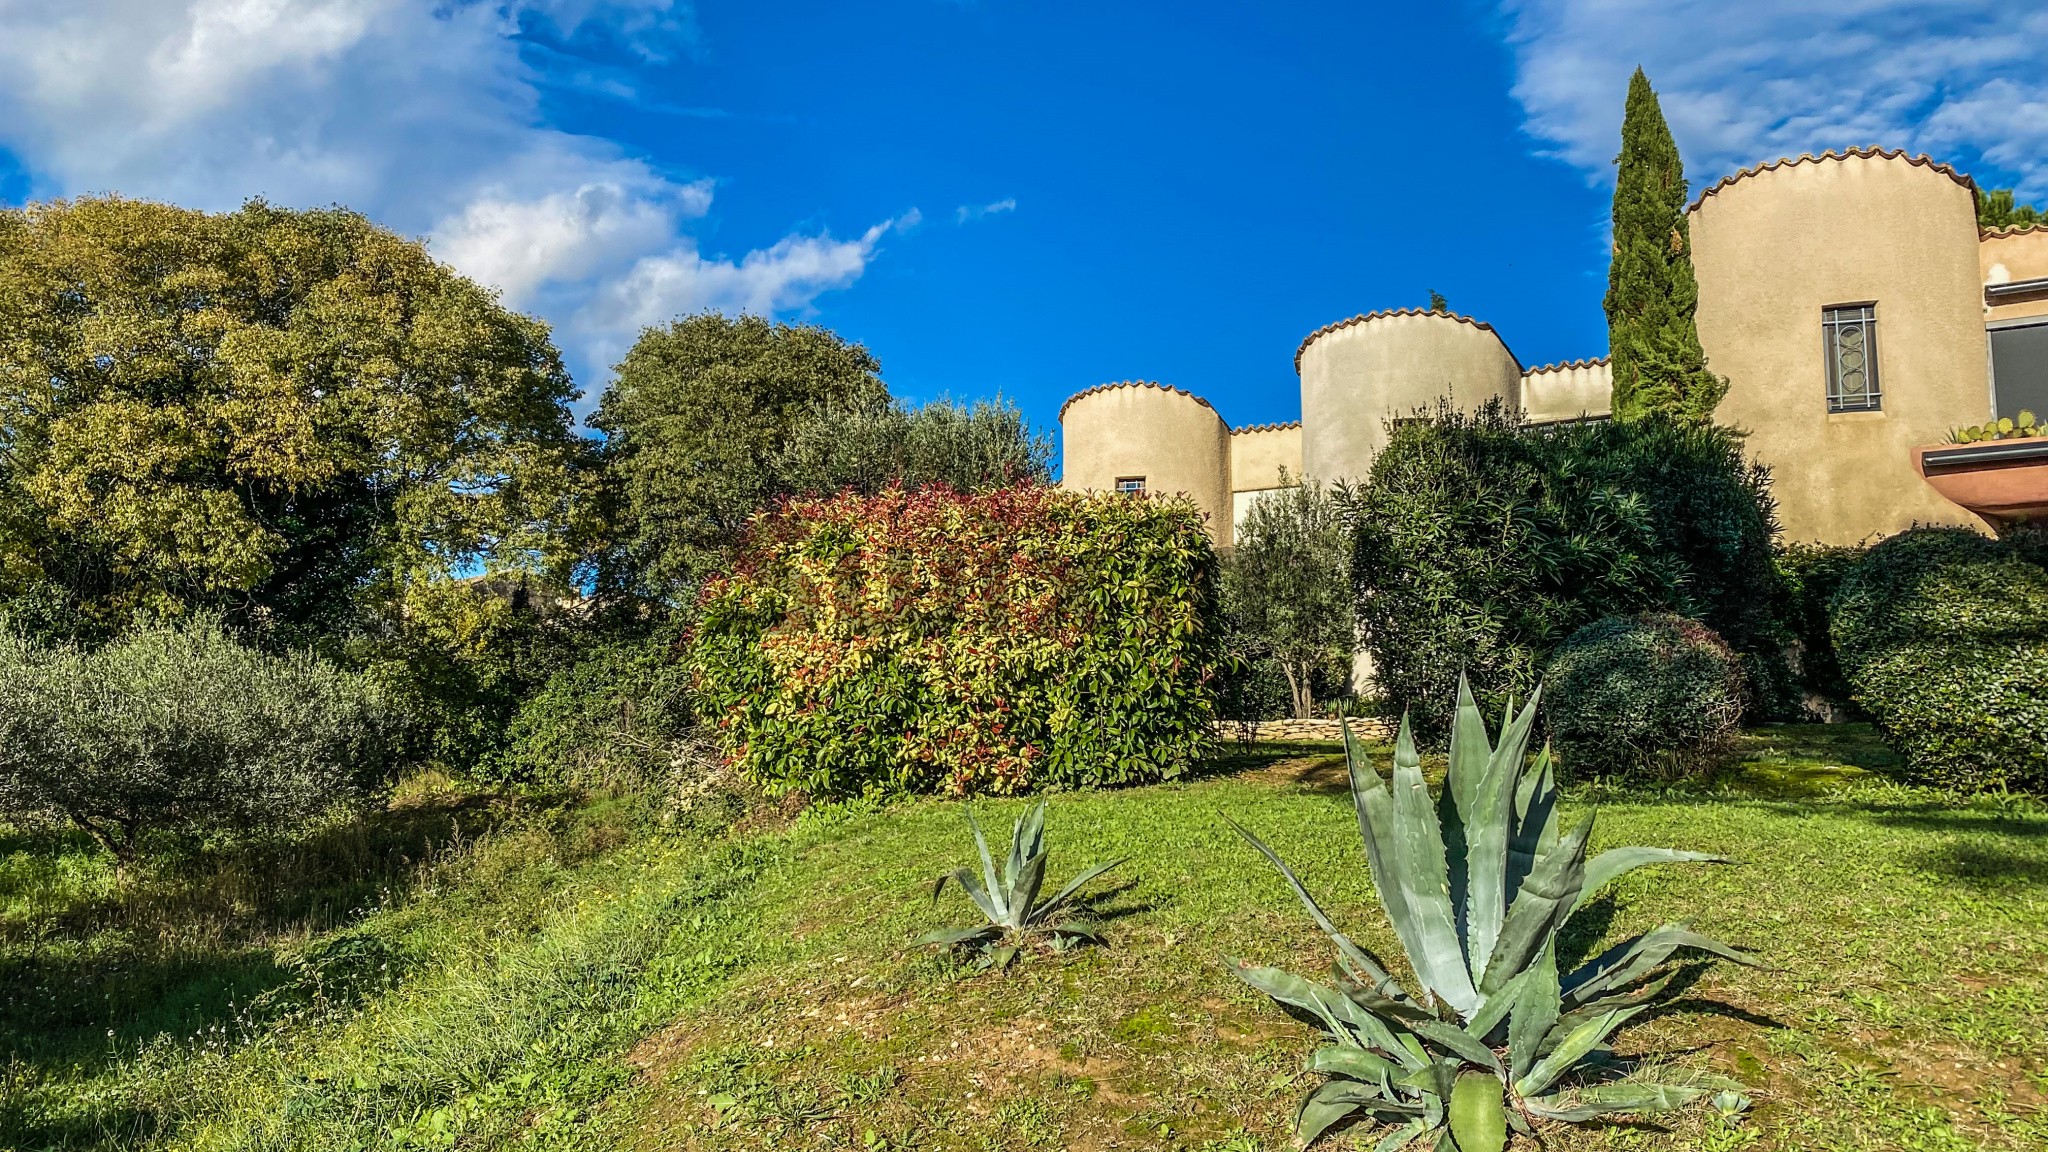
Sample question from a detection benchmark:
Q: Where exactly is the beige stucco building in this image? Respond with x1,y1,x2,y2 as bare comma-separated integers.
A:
1061,147,2048,547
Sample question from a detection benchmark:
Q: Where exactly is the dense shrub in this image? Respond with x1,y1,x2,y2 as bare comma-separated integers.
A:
776,394,1055,497
1351,401,1789,733
1219,480,1353,719
1544,613,1746,776
1830,528,2048,790
691,485,1221,796
488,626,694,791
0,617,395,858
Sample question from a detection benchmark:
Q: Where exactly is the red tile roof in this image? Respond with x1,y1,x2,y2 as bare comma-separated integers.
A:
1057,379,1220,422
1294,307,1518,373
1689,147,1975,213
1230,421,1302,434
1522,356,1610,375
1983,223,2048,239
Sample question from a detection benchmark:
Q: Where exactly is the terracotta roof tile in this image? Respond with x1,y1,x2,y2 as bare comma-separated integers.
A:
1522,356,1610,375
1982,223,2048,239
1294,307,1519,373
1230,420,1302,434
1689,147,1975,213
1057,380,1220,422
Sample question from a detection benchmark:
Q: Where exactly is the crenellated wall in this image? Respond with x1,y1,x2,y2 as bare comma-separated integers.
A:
1690,148,1988,543
1296,309,1523,483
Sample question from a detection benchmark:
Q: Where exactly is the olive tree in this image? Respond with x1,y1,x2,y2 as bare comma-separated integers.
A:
1219,479,1354,719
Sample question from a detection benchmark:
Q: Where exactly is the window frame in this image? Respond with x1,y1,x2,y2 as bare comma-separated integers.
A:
1114,476,1147,496
1987,314,2048,422
1822,302,1882,413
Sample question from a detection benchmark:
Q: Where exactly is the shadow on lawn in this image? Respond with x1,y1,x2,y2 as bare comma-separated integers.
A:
0,787,606,1147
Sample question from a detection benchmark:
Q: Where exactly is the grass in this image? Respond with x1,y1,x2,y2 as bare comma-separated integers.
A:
3,725,2045,1151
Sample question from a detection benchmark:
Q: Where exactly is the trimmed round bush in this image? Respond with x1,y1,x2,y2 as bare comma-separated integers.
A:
1830,527,2048,791
1543,613,1746,777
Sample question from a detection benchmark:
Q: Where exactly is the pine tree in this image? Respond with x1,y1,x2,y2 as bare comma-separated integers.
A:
1605,68,1725,424
1429,289,1449,313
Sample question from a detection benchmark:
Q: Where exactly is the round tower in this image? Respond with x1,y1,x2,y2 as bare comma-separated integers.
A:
1058,381,1233,545
1295,308,1523,482
1689,147,1988,543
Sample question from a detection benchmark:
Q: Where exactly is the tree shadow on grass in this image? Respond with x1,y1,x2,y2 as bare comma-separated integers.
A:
0,787,593,1141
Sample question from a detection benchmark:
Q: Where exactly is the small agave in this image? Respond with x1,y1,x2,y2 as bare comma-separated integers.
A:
1227,678,1755,1150
918,799,1124,969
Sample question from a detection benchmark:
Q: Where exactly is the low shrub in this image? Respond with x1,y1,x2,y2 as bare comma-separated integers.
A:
690,485,1221,796
1543,613,1747,776
0,617,396,859
487,626,694,792
1830,527,2048,790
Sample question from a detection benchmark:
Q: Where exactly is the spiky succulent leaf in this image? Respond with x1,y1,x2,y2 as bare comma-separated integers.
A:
931,867,1001,925
1513,1004,1646,1097
1005,847,1047,931
1479,811,1596,996
1296,1078,1423,1146
964,807,1008,924
1463,691,1537,987
1310,1044,1406,1092
1506,745,1560,896
1373,1120,1427,1152
1574,846,1730,913
1448,1072,1507,1152
1396,1058,1463,1102
913,924,1002,948
1226,813,1404,997
1524,1082,1707,1121
1232,960,1422,1066
1508,943,1561,1083
1033,856,1124,923
1359,715,1481,1015
1563,922,1756,1008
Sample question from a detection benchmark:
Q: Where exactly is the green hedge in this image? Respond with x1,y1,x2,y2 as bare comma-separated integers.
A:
1544,613,1746,777
1830,527,2048,790
690,485,1221,796
1351,402,1789,734
487,625,694,792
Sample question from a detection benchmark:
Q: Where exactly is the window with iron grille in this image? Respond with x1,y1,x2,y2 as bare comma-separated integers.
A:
1115,476,1146,495
1823,304,1881,412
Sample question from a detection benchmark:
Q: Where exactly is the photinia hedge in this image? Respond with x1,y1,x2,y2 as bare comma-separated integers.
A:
690,485,1221,796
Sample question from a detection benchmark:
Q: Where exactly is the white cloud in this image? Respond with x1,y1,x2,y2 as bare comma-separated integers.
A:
955,197,1016,223
573,211,921,373
0,0,905,406
1499,1,2048,196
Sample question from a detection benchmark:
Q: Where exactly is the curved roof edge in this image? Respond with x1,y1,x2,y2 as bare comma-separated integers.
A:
1057,379,1220,422
1689,147,1976,213
1982,223,2048,239
1523,355,1610,375
1231,420,1302,435
1294,307,1519,373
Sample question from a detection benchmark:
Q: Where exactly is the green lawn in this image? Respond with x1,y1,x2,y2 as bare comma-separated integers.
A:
4,726,2045,1151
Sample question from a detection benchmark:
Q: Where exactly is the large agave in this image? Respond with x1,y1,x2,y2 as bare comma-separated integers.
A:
919,800,1124,969
1227,679,1753,1150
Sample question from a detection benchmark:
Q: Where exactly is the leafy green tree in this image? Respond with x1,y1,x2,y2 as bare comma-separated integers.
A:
775,394,1053,497
0,196,587,641
1978,187,2046,230
1428,289,1449,314
1220,478,1353,719
1605,68,1725,424
590,313,886,600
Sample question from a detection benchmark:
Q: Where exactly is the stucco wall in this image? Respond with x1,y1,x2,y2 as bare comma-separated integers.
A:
1227,422,1303,492
1522,359,1614,424
1981,227,2048,324
1297,310,1523,482
1058,381,1234,546
1690,151,1990,543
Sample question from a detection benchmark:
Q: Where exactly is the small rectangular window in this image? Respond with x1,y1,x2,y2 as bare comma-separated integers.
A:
1990,320,2048,421
1115,476,1146,495
1823,304,1881,412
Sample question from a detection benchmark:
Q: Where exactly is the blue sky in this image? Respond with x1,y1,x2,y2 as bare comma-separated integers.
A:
2,1,2046,442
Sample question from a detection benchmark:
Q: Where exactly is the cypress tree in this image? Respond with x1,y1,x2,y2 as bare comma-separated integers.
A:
1605,68,1725,423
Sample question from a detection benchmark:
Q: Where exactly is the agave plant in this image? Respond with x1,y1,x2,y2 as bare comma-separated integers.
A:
1227,679,1753,1150
918,799,1125,969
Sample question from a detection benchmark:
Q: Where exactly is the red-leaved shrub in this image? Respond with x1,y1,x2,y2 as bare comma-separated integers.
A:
690,485,1221,796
